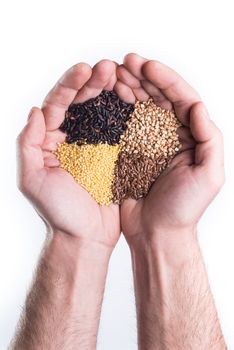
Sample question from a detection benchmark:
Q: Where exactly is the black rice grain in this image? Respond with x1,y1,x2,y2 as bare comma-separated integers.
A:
59,90,134,145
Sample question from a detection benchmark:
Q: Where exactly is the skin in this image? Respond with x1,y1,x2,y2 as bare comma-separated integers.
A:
17,59,120,247
11,60,120,350
117,53,227,349
117,53,225,235
11,54,227,349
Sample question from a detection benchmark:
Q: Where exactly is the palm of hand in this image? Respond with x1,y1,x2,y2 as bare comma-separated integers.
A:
36,167,119,245
121,160,206,238
120,153,197,238
20,60,120,246
19,54,224,244
116,54,224,238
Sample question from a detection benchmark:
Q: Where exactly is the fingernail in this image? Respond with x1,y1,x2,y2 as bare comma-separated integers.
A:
27,107,34,121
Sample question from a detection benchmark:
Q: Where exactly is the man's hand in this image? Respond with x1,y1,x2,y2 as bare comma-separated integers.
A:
118,53,226,349
11,60,120,350
17,60,120,248
118,53,224,239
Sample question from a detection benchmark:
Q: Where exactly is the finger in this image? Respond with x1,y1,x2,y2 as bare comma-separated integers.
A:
142,60,201,125
114,81,136,104
105,61,118,90
177,126,196,151
123,53,148,80
117,65,141,88
190,102,224,169
141,80,173,110
42,130,66,152
132,87,149,101
117,64,149,101
122,54,172,108
42,63,92,131
74,59,116,103
44,158,60,168
179,143,196,153
104,72,117,90
166,149,195,169
44,153,60,168
177,126,194,141
120,198,139,232
121,197,138,210
17,108,45,188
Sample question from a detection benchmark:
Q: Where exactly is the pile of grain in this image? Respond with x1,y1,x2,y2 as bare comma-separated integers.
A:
112,99,181,203
59,90,134,145
112,153,164,202
55,143,119,205
55,92,181,205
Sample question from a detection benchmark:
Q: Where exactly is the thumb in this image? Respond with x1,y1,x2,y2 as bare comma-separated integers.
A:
190,102,224,169
189,102,211,142
17,107,46,192
21,107,46,146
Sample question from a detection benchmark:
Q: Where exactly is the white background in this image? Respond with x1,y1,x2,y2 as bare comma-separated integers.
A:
0,0,234,349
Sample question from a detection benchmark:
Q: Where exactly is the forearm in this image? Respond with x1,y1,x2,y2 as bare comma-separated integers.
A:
10,231,111,350
129,229,226,350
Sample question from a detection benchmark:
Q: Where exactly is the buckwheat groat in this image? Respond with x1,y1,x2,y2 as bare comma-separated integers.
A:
119,99,181,158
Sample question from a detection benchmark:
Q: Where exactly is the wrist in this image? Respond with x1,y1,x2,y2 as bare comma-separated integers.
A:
129,227,224,350
43,230,112,292
13,231,111,350
48,228,113,260
128,226,199,266
129,227,202,310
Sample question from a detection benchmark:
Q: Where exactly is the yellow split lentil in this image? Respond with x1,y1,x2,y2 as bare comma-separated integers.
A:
55,143,119,205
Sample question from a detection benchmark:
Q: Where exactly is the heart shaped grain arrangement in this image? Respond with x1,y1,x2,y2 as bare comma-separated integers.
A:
55,91,181,205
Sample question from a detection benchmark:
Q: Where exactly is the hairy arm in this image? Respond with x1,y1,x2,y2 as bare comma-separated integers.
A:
11,61,120,349
130,230,226,350
120,54,227,349
10,232,111,350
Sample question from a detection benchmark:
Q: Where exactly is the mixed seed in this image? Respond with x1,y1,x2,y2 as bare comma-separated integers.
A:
55,91,181,205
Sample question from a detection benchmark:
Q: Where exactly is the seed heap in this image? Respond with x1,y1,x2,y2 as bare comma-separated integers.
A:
112,153,163,201
56,91,134,205
112,99,181,203
55,91,182,205
59,90,134,145
118,99,181,158
55,143,119,205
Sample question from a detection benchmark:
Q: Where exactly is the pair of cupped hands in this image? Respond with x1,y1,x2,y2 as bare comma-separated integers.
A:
17,53,224,251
